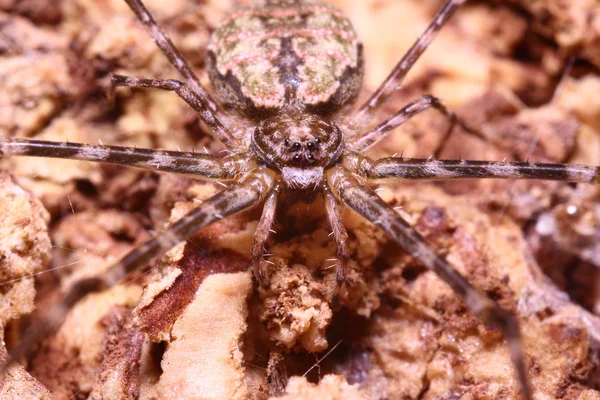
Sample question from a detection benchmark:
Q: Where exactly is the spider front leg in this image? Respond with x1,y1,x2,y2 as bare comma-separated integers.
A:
0,138,248,179
323,183,351,285
345,153,600,184
350,94,486,154
346,0,467,132
326,165,532,400
2,169,275,373
112,75,237,148
251,181,282,286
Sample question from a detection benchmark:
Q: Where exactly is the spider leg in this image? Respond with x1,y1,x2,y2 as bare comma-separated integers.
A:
1,168,274,374
327,165,532,400
345,153,600,184
346,0,466,132
323,183,351,285
350,94,486,152
0,138,249,180
251,181,282,285
122,0,235,131
112,75,237,148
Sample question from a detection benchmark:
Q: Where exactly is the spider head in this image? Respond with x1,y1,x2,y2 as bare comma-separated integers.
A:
252,114,344,189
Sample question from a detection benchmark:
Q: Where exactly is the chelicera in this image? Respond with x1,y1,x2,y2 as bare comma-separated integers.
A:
1,0,599,398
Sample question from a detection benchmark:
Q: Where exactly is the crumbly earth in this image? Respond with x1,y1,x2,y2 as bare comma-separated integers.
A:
0,0,600,399
0,171,52,400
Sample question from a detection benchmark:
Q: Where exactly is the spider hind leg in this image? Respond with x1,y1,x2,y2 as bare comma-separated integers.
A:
351,94,487,154
122,0,239,144
346,0,467,132
111,75,236,148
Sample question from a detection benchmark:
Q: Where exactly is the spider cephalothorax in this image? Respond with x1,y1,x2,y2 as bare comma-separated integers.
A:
252,114,344,188
1,0,599,398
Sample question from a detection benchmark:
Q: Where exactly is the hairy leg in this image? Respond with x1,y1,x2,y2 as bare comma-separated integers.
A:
112,75,237,148
345,0,467,132
1,169,274,373
122,0,237,133
350,94,485,152
344,153,600,184
326,165,532,400
0,138,248,180
323,183,351,284
251,181,282,285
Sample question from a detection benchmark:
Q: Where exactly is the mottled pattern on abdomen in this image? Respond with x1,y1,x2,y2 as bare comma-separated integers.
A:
207,0,363,117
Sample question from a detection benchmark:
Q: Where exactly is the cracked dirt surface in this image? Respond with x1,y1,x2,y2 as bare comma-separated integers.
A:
1,0,600,399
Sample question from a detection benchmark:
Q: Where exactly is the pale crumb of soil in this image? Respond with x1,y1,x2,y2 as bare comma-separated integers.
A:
0,172,51,327
0,171,52,400
272,375,368,400
259,261,334,352
149,272,252,400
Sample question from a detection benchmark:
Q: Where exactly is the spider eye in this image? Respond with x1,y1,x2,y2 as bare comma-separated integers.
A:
307,141,316,151
284,138,291,147
307,154,315,162
292,142,301,151
293,154,302,164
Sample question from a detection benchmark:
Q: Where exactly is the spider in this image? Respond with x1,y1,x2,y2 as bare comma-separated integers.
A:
0,0,599,398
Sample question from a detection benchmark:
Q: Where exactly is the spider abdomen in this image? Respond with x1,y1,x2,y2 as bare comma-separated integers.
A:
207,0,364,118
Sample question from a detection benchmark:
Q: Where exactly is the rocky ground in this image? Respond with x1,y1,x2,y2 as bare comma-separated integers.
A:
1,0,600,399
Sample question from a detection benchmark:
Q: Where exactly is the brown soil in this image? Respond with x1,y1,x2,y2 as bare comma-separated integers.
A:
1,0,600,399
